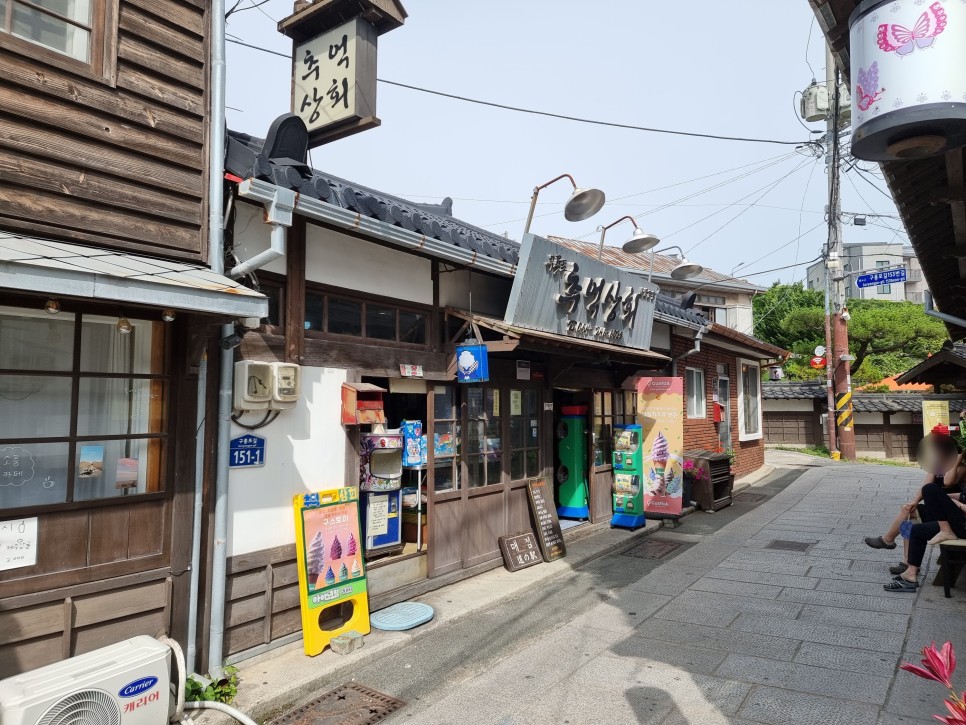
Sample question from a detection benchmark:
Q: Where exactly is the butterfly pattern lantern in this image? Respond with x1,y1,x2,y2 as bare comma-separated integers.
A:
850,0,966,160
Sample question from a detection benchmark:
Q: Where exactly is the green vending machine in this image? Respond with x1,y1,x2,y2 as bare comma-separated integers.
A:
611,424,646,529
556,405,589,519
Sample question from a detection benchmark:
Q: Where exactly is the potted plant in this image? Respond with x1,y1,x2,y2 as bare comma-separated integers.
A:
681,459,706,508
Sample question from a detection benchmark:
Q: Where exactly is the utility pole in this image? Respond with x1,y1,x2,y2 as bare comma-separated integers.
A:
824,44,856,461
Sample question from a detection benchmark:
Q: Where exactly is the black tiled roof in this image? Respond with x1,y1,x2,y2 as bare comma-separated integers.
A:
763,382,966,413
655,295,708,327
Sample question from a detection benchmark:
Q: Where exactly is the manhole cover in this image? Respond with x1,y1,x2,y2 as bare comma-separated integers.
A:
621,539,681,559
765,539,814,552
733,492,767,503
267,682,406,725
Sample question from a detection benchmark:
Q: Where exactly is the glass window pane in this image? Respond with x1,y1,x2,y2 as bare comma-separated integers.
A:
467,388,484,419
528,415,539,446
262,285,281,326
485,418,501,455
433,386,454,421
366,305,396,340
593,423,611,467
434,461,456,492
525,389,539,417
304,293,324,331
0,375,72,438
486,457,502,486
0,309,75,371
31,0,91,24
0,442,69,508
328,299,361,336
602,391,612,416
77,378,164,436
466,420,484,454
433,421,456,458
74,438,163,501
80,316,159,374
510,451,525,480
526,449,540,478
466,455,484,488
486,389,499,419
12,2,90,60
399,312,426,345
510,417,525,449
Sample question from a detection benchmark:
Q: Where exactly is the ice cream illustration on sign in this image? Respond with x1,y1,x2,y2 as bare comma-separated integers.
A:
651,432,670,494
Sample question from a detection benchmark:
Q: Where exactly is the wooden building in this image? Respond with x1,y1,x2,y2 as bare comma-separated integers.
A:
0,0,265,678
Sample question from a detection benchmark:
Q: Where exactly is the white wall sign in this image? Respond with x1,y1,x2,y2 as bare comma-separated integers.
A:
293,17,378,144
504,234,658,351
0,517,38,571
367,495,389,536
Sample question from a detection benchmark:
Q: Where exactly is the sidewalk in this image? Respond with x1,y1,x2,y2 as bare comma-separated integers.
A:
393,460,965,724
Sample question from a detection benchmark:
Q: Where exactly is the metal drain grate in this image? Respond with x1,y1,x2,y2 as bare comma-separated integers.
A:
765,539,814,552
267,682,406,725
733,492,767,503
621,539,681,559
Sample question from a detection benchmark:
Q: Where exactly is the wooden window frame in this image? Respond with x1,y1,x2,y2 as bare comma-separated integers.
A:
303,283,431,350
0,0,119,85
0,306,170,515
686,366,706,419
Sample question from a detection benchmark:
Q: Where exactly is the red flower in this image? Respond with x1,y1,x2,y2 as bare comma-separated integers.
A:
902,642,957,689
935,696,966,725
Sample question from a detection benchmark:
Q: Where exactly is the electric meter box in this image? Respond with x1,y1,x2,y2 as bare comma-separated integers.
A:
271,362,301,409
234,360,273,410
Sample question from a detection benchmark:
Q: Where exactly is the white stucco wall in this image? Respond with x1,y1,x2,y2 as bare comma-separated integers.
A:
763,399,815,412
232,201,433,305
891,412,913,425
855,411,885,425
227,366,349,556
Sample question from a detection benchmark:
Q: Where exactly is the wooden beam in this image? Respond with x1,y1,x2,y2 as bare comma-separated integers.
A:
285,217,306,364
946,149,966,279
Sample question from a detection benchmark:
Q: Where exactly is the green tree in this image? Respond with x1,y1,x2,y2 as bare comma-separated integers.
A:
753,286,947,382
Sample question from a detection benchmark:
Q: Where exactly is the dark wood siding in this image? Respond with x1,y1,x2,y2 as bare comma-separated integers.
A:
764,412,819,446
0,0,208,260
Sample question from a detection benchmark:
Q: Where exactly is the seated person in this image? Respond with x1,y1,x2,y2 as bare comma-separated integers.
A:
883,445,966,592
864,435,964,575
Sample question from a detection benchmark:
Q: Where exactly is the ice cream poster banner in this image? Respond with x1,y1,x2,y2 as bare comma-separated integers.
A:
637,377,685,516
298,496,367,610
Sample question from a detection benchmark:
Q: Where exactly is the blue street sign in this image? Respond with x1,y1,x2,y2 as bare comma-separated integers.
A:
855,268,906,289
230,434,266,468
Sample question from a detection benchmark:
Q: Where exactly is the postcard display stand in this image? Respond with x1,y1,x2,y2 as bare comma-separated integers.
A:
293,488,370,656
611,424,646,529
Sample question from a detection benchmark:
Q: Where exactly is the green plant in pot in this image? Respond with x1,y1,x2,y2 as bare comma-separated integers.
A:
681,459,706,507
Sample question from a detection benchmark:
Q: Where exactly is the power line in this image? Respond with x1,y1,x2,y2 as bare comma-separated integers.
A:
225,38,812,147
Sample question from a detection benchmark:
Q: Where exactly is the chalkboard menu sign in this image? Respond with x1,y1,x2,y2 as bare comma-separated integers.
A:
499,532,542,572
526,477,566,562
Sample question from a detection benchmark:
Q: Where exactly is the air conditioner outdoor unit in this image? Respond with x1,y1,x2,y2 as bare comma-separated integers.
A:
0,635,172,725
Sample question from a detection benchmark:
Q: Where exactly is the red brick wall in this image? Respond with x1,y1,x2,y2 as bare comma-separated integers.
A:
671,336,765,479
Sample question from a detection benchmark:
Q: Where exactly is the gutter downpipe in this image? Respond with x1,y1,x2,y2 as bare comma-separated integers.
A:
206,0,229,681
924,291,966,329
186,353,206,675
671,324,711,376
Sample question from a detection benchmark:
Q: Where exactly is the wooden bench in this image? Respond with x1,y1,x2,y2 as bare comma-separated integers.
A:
938,539,966,598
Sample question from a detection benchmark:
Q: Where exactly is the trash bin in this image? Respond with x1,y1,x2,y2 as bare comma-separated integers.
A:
684,450,734,511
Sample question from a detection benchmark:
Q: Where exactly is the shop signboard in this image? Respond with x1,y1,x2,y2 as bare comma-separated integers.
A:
526,477,566,562
293,488,370,656
498,532,542,572
638,377,685,516
455,343,489,383
504,234,659,352
922,400,950,437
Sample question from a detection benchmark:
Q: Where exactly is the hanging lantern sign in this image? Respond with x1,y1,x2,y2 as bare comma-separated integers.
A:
850,0,966,160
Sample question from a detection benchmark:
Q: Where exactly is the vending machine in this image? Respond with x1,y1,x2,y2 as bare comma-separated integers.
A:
556,406,589,519
360,431,404,557
611,424,646,529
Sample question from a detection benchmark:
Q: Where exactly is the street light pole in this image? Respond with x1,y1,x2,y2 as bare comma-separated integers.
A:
824,43,856,461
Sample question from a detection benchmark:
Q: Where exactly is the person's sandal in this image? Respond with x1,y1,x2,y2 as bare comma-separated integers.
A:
883,577,919,592
865,536,897,550
889,562,909,575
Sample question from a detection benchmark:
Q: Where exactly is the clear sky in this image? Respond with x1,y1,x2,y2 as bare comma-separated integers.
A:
224,1,906,288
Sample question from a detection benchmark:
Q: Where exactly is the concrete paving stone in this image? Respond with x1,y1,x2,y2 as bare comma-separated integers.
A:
716,556,814,576
605,637,730,675
570,658,752,716
816,576,907,596
735,684,882,724
401,688,523,725
688,576,783,599
755,524,836,534
797,603,910,632
705,566,819,590
877,713,944,725
810,565,897,584
516,680,676,725
651,602,740,629
669,589,804,618
793,641,900,677
777,587,916,614
715,653,891,704
732,613,906,653
633,618,800,661
625,569,705,595
571,592,672,634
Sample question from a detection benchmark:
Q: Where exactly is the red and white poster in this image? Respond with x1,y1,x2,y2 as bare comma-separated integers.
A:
638,377,685,516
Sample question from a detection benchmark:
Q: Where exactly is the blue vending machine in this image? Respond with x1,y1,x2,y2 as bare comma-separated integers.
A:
360,431,404,558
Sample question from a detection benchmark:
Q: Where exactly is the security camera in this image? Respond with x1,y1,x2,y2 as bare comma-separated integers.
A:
221,333,243,350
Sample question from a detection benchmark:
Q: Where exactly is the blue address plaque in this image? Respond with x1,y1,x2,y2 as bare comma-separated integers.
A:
229,434,266,468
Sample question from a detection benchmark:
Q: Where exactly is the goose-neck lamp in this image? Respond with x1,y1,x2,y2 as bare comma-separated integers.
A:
596,215,660,260
523,174,605,235
648,245,704,283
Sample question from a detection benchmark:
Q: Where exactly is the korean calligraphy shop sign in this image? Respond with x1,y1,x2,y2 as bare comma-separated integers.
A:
292,17,379,146
504,235,659,352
